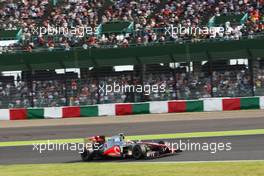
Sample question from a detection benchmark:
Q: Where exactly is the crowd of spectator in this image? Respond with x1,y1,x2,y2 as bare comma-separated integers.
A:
254,64,264,95
1,66,261,108
0,0,263,52
175,72,212,99
212,70,252,97
0,1,264,108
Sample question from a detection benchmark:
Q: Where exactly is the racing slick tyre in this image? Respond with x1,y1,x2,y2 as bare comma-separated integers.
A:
81,149,94,161
158,141,165,144
132,144,147,159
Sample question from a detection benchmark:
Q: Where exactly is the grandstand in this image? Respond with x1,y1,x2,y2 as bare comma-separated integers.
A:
0,0,263,109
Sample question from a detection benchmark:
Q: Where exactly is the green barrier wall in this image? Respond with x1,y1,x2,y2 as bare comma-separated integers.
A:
0,38,263,71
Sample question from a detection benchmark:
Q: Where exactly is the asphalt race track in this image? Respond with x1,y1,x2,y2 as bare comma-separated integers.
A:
0,135,264,164
1,117,264,142
0,116,264,164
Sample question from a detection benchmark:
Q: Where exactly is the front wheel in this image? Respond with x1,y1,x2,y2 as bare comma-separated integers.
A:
81,149,94,161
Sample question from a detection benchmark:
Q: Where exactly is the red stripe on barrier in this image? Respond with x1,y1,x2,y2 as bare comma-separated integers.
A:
10,108,27,120
116,104,132,116
222,98,241,111
168,101,186,113
62,106,81,118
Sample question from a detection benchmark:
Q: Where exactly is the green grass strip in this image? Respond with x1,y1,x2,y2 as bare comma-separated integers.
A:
1,161,264,176
1,129,264,147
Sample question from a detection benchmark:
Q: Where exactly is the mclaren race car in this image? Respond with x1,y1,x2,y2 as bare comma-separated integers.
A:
81,133,182,161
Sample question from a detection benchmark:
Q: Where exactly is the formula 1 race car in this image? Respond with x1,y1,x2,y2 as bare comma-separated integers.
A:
80,133,182,161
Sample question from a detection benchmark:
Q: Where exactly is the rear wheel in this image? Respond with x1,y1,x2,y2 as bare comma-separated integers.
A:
81,149,94,161
158,141,165,144
132,144,147,159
